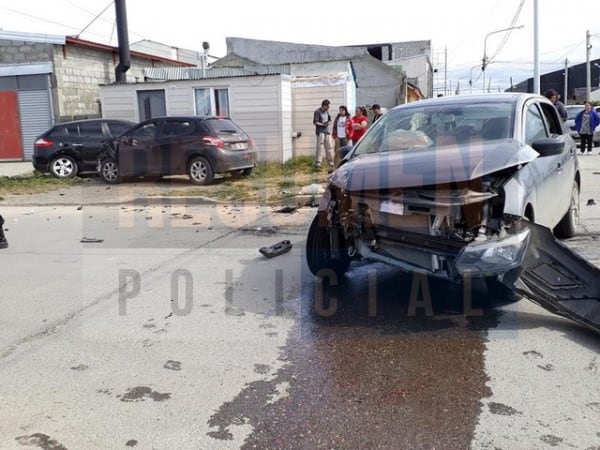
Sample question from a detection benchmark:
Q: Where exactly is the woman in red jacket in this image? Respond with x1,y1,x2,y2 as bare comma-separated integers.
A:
351,106,369,143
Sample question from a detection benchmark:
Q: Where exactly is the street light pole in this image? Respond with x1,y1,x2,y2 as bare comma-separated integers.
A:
483,25,525,93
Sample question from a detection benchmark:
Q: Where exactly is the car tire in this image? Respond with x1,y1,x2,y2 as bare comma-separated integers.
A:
306,214,351,279
49,155,78,178
554,181,579,239
100,158,120,184
188,157,214,185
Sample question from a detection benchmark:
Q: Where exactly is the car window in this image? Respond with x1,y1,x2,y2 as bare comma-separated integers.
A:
130,122,157,142
353,102,514,155
108,122,132,137
160,120,195,138
566,106,584,120
539,102,563,135
524,105,548,145
204,118,246,136
79,122,104,138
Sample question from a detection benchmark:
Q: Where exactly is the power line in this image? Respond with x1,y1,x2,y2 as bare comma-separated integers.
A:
76,1,114,38
489,0,525,61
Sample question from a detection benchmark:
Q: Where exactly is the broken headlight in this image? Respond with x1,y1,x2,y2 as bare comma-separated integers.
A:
456,228,530,276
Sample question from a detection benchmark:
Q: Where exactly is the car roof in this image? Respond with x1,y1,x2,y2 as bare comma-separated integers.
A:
391,93,547,111
54,118,134,125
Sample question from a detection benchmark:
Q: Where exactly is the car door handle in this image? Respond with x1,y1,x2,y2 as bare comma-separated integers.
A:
72,143,83,148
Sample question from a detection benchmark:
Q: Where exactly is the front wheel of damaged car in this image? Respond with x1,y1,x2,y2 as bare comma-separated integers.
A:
100,158,120,184
554,181,580,239
306,214,351,279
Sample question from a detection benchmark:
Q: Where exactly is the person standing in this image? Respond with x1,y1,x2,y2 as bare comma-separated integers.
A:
351,106,369,143
575,102,600,154
543,89,568,122
0,214,7,249
312,99,334,169
370,104,384,124
332,105,353,166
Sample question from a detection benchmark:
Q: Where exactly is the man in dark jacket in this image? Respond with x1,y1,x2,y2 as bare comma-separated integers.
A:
371,104,384,124
0,214,7,248
543,89,568,122
313,99,333,169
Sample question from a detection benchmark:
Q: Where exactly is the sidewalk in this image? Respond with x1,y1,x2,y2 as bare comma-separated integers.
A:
0,162,34,177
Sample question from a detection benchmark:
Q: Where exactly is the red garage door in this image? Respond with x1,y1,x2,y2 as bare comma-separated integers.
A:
0,91,23,159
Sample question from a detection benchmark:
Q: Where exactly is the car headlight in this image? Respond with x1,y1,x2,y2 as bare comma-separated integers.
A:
456,228,530,276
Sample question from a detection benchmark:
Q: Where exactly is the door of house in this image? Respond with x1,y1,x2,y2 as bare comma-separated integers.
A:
0,91,23,159
137,90,166,121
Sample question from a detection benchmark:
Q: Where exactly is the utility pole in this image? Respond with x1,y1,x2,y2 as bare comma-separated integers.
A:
586,30,592,101
533,0,540,94
444,46,448,96
564,58,568,104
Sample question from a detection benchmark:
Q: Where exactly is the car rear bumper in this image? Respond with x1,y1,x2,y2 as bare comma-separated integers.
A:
213,149,258,173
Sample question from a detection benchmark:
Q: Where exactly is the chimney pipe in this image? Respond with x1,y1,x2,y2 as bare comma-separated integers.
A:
114,0,131,83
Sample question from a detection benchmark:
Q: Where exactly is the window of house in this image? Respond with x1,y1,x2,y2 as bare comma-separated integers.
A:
194,88,230,116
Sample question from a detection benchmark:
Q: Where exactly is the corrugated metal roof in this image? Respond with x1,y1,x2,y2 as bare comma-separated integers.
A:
0,62,53,77
142,65,291,81
0,30,65,45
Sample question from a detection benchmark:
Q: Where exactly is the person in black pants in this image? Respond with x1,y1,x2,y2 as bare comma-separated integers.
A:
575,102,600,154
0,215,7,248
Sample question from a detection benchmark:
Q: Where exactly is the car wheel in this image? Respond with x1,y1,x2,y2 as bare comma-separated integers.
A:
188,157,214,185
49,155,78,178
306,214,351,279
554,181,579,239
100,158,120,184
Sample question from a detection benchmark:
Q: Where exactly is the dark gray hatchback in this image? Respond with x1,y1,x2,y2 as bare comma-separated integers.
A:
97,116,257,185
32,119,135,178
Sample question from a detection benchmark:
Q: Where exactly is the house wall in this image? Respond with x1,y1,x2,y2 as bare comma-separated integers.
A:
52,43,180,121
0,40,53,64
387,55,432,99
100,74,292,162
291,83,347,158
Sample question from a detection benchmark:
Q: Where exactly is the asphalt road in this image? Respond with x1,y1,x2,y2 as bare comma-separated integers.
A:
0,156,599,449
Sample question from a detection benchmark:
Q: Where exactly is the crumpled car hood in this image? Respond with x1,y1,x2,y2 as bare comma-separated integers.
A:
330,139,539,192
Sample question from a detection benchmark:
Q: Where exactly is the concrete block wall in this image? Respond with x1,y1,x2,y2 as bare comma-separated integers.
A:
52,43,183,121
0,40,53,64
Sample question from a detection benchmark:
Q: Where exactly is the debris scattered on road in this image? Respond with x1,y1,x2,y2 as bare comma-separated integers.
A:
587,199,597,206
182,214,193,219
259,240,293,258
25,209,35,215
242,226,279,236
275,206,297,214
299,183,325,195
77,205,83,210
80,237,104,243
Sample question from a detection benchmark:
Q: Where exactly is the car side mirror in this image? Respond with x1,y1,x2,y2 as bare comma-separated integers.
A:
531,138,564,157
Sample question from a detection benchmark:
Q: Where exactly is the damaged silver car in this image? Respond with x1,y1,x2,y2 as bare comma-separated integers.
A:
306,93,600,332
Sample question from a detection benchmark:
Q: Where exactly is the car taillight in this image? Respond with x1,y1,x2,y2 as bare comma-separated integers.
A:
34,138,53,148
202,135,225,148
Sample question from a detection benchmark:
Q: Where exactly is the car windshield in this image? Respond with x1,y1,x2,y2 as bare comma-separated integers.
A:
353,101,515,155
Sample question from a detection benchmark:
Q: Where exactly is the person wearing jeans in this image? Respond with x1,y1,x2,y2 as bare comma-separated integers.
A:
575,102,600,154
313,99,334,169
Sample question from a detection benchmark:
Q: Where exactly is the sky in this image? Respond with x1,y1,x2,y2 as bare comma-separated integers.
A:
1,0,599,94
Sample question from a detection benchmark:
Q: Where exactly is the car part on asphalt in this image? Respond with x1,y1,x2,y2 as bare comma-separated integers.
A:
259,240,293,258
80,237,104,243
587,199,597,206
500,221,600,335
0,215,7,249
275,206,298,214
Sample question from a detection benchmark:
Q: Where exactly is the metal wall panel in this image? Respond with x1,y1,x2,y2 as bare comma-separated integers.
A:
18,90,52,159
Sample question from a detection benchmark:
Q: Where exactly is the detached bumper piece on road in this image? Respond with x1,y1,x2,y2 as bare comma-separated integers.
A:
503,222,600,335
259,240,293,258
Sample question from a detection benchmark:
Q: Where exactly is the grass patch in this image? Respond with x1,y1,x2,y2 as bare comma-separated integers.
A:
0,173,81,197
168,156,331,202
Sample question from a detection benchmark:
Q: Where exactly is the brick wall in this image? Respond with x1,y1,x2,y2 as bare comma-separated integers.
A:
0,40,53,64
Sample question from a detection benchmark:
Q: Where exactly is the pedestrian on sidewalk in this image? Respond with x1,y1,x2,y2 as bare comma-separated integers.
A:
0,214,7,248
370,104,384,124
575,102,600,154
312,99,334,169
332,105,353,167
351,106,369,143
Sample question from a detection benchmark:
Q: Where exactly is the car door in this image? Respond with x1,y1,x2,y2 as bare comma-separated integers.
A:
157,119,196,175
117,121,159,177
522,102,562,227
78,121,106,172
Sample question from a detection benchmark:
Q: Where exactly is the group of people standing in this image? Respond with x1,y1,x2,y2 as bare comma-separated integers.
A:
544,89,599,155
313,99,383,170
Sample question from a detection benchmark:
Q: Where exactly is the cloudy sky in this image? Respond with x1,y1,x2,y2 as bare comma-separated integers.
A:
1,0,599,93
